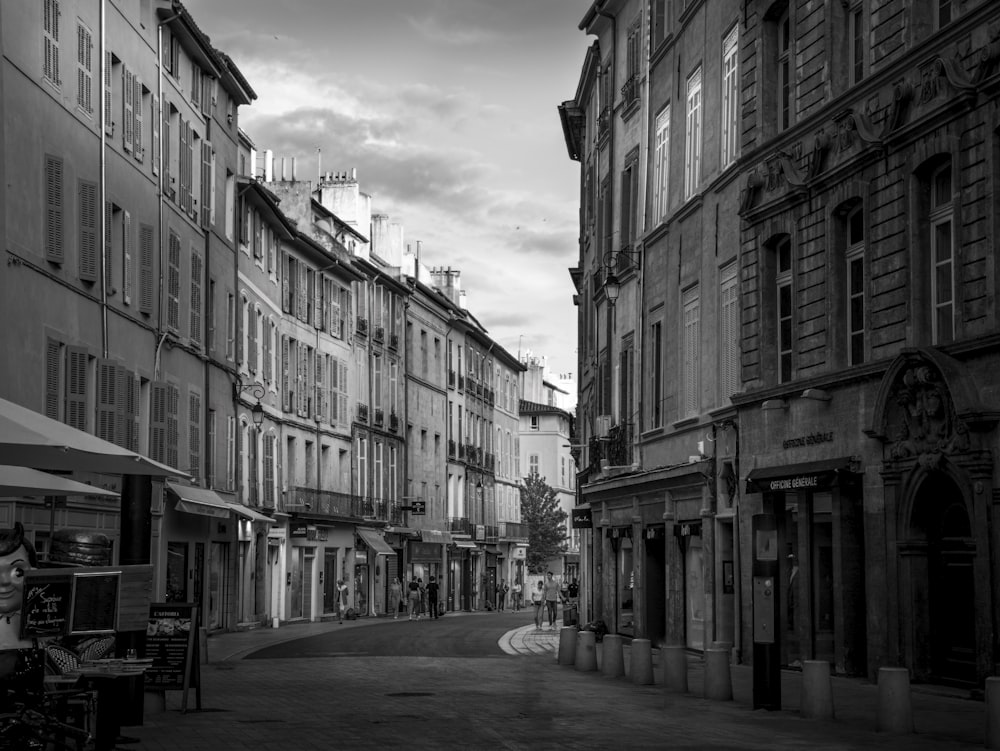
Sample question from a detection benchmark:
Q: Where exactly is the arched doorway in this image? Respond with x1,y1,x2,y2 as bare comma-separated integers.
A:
908,471,976,686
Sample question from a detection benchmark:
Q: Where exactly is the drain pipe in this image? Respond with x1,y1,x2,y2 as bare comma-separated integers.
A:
98,0,108,358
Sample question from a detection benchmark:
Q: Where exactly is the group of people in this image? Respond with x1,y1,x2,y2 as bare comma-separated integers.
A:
530,571,577,631
388,575,441,620
493,579,522,611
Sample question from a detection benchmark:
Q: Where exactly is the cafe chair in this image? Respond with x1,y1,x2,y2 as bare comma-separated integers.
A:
77,636,115,663
43,644,80,676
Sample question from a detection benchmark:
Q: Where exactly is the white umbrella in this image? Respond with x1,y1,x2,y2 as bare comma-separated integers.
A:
0,465,120,497
0,396,187,478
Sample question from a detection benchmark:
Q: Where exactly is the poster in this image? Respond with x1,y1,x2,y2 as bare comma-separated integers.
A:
144,603,195,691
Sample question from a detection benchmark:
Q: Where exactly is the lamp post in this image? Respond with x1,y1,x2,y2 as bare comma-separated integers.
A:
601,249,641,306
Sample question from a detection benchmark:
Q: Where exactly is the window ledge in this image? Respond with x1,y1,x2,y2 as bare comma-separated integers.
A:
672,416,700,429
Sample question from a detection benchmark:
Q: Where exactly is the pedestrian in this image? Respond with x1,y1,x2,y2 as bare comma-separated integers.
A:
336,579,349,624
568,577,579,603
542,571,564,630
511,580,522,611
531,580,544,630
427,575,440,619
407,576,420,620
497,578,508,611
418,578,427,618
389,577,402,619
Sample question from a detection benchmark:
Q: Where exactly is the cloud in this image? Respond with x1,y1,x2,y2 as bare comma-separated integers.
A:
406,13,500,46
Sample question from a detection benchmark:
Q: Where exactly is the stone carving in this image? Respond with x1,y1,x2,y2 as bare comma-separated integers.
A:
886,364,969,464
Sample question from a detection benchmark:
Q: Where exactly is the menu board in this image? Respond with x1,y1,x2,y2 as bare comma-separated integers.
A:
145,603,196,691
70,572,119,634
20,571,72,638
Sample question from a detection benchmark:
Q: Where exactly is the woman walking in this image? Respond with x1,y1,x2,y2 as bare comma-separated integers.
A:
389,577,402,619
407,576,421,620
531,580,544,630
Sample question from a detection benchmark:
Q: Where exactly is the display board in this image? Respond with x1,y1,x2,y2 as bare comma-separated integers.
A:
70,571,120,634
145,603,200,712
20,571,73,638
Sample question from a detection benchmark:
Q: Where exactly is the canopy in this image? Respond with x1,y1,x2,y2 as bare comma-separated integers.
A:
166,481,231,519
0,465,120,498
356,527,396,556
0,396,187,478
419,529,453,544
227,502,276,525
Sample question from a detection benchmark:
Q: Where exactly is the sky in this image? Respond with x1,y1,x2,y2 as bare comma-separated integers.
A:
184,0,594,393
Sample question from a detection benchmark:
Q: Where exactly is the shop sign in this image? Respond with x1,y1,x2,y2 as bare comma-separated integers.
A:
767,475,820,491
290,523,309,538
511,547,526,559
474,524,485,541
409,541,440,561
571,507,593,528
782,432,834,450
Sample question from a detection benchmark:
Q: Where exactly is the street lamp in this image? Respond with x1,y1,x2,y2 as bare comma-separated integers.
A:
234,380,266,427
601,248,641,306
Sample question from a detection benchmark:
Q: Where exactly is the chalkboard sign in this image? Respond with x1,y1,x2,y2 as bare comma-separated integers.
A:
70,572,119,635
20,571,73,639
145,602,200,711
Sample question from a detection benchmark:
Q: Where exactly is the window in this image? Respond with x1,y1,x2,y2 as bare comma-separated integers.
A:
777,9,791,131
719,263,740,401
166,231,180,331
623,20,640,110
620,335,634,426
76,21,93,114
849,5,865,85
650,321,663,427
929,163,954,344
121,210,133,305
225,291,235,361
652,0,668,49
937,0,952,28
530,415,539,431
188,389,201,481
150,381,179,468
682,286,700,417
43,0,61,87
528,454,539,477
684,67,702,199
620,152,639,253
78,179,98,281
775,236,793,383
721,26,739,168
845,206,866,364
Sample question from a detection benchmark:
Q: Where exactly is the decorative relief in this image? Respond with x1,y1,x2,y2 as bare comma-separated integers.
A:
885,364,969,465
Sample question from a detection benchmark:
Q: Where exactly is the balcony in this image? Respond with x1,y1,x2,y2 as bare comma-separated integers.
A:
499,521,528,543
374,325,385,343
448,517,471,536
389,332,399,350
621,74,639,112
357,402,369,423
448,370,456,387
458,375,465,390
448,439,456,458
356,317,368,337
458,443,466,460
588,420,633,476
374,408,384,427
389,412,400,432
284,487,403,524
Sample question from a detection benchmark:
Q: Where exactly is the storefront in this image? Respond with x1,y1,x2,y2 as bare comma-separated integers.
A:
356,527,396,616
287,521,354,622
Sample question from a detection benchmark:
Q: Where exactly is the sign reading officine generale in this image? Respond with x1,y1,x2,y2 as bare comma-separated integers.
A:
767,475,821,491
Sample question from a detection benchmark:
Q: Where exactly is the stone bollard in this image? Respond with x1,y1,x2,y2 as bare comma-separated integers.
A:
630,638,654,685
558,626,577,666
987,677,1000,749
801,660,834,720
876,667,913,734
602,634,625,679
663,645,688,693
704,647,733,701
575,629,598,672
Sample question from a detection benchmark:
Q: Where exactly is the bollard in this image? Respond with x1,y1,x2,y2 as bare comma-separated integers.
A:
630,638,654,685
704,648,733,701
602,634,625,678
558,626,578,666
876,667,913,734
801,660,834,720
663,645,688,693
987,677,1000,749
575,629,598,672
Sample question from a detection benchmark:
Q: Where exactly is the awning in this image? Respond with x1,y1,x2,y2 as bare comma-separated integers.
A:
451,539,477,549
0,465,120,497
227,503,276,525
420,529,454,544
385,525,418,536
0,396,188,478
357,527,396,556
745,457,859,494
166,481,231,519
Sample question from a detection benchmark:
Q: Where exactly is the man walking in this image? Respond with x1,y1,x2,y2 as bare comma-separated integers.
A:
542,571,564,629
427,575,441,619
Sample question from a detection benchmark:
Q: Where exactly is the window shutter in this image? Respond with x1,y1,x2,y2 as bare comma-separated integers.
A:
103,201,113,287
248,308,257,373
166,384,179,470
104,50,113,136
312,272,321,326
281,254,290,312
315,354,324,421
263,320,272,383
280,335,290,412
96,358,117,443
297,263,306,321
177,118,188,211
185,121,194,214
151,95,160,176
162,99,171,195
201,142,212,228
122,210,132,305
190,65,200,108
139,224,153,314
45,338,61,419
226,416,235,491
122,65,133,154
150,382,167,462
189,251,203,345
65,346,87,430
208,148,216,225
76,23,92,113
133,75,143,162
45,155,64,263
78,180,98,281
263,434,274,507
189,390,201,480
167,232,180,330
121,366,139,451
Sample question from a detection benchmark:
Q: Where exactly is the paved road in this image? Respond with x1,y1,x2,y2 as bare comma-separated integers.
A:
124,613,983,751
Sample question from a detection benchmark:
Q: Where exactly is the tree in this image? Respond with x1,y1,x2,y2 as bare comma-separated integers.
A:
520,472,568,575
